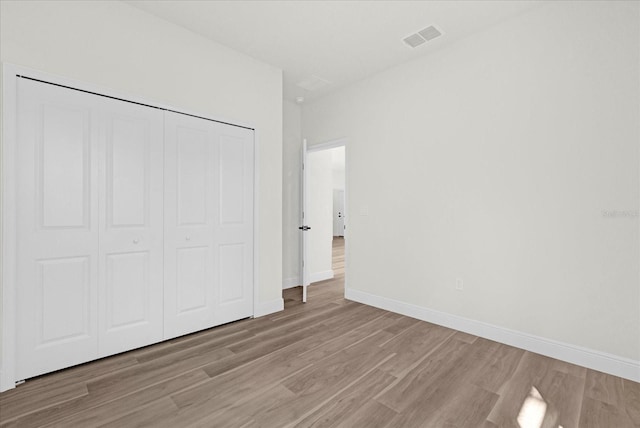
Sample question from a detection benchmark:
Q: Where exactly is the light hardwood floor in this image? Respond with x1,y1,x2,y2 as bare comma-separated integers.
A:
1,237,638,427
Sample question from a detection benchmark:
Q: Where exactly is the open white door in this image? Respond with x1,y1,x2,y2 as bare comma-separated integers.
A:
300,139,310,302
333,189,345,237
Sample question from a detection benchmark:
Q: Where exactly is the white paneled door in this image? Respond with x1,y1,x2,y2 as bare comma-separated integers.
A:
16,79,165,379
98,98,164,356
14,76,254,383
164,112,254,339
164,113,217,339
16,79,100,380
215,122,254,324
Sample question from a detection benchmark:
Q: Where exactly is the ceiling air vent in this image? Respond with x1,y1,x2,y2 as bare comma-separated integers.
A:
403,33,426,48
418,26,442,42
403,25,442,48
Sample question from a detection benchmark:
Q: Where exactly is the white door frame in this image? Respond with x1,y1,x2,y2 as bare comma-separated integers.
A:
0,63,260,392
301,138,348,302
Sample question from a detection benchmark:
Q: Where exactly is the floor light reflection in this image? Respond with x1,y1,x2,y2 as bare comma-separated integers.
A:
516,386,547,428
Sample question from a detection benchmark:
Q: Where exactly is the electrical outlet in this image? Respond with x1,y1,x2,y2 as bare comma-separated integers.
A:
456,278,463,291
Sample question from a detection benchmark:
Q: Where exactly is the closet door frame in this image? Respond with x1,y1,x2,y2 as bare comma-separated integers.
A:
0,63,260,393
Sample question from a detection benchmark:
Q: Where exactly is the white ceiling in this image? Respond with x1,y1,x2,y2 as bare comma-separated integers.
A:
125,0,541,103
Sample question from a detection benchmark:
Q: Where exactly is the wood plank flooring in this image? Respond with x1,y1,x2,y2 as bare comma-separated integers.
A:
1,237,638,427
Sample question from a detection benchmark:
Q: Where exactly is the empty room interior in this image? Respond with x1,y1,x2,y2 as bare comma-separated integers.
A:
0,0,639,427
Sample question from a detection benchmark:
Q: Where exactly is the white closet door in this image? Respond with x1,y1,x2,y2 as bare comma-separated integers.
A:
163,112,218,338
16,79,100,380
164,112,254,338
98,99,164,355
15,77,254,381
214,122,254,325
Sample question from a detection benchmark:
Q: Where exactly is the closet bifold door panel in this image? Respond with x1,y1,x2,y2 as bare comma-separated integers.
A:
163,112,218,339
15,78,164,380
97,96,164,356
16,79,100,380
164,111,254,339
215,121,254,325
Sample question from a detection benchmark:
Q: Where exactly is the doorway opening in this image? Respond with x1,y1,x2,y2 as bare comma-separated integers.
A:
299,139,346,303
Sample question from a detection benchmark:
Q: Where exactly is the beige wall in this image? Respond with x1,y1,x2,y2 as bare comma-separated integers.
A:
302,1,639,361
1,0,283,386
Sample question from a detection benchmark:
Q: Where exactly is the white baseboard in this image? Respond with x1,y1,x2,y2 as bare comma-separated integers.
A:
283,271,335,289
345,288,640,382
254,297,284,318
310,270,334,283
283,276,300,289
